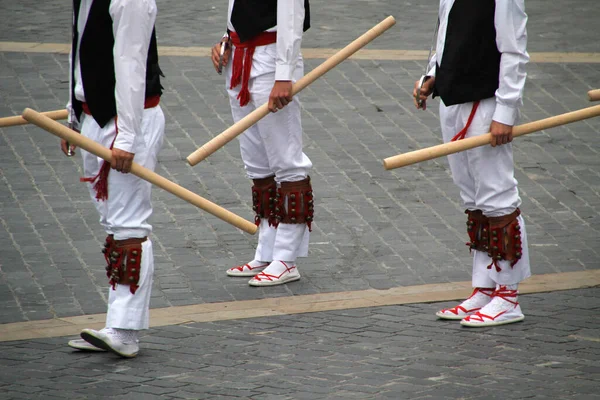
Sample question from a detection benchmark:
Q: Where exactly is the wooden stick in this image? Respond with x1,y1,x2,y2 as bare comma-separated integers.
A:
21,108,258,235
383,104,600,170
0,109,68,128
186,16,397,166
588,89,600,102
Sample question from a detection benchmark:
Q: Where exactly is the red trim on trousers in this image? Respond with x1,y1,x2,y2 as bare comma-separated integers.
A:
451,100,480,141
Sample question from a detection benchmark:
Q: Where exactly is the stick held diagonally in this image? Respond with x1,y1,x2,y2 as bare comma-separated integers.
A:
383,104,600,170
21,108,257,235
186,15,396,166
0,109,68,128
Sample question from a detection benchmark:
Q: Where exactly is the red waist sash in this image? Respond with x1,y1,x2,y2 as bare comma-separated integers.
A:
229,31,277,107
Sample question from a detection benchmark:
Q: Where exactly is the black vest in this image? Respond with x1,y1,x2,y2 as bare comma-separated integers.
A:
231,0,311,43
72,0,163,128
433,0,501,106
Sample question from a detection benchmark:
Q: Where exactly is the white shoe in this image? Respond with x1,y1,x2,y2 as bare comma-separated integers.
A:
460,287,525,327
248,261,301,287
226,260,269,277
80,327,139,358
68,338,106,352
436,287,494,320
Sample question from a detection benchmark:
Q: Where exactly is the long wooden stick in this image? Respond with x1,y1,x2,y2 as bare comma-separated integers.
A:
186,16,396,166
383,104,600,170
0,109,68,128
21,108,258,235
589,89,600,101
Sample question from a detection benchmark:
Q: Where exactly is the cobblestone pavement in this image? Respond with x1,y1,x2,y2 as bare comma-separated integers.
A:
0,288,599,399
0,0,600,398
1,0,599,52
1,0,599,323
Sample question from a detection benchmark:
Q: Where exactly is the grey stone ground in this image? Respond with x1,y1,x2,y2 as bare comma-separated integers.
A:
1,288,600,399
1,0,599,52
0,0,599,398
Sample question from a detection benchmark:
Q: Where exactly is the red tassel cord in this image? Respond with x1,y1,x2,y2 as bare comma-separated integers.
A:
80,121,118,201
451,101,480,141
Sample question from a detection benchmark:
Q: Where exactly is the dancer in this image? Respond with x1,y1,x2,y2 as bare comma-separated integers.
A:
413,0,531,327
64,0,164,356
211,0,313,286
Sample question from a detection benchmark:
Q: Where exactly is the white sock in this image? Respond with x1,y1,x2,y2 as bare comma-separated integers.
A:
262,260,296,275
248,260,270,268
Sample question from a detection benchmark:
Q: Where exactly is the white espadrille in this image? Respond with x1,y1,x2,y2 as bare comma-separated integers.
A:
68,338,106,352
80,327,139,358
436,287,494,320
226,260,269,277
460,287,525,327
248,261,301,287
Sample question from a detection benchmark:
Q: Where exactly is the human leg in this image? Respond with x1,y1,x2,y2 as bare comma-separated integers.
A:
226,178,276,277
435,101,496,319
442,98,530,326
76,107,165,356
242,59,313,286
225,66,278,277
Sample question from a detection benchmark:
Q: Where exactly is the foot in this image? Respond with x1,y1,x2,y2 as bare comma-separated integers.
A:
460,286,525,327
68,338,106,352
80,327,139,358
436,288,494,320
226,260,270,277
248,260,301,287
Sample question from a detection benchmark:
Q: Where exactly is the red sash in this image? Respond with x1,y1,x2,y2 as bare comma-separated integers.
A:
81,95,160,116
229,31,277,107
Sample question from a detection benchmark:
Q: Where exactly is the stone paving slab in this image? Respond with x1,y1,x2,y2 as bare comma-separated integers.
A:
0,288,599,399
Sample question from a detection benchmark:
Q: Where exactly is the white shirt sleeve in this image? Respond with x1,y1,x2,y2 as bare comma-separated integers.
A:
428,0,447,78
427,53,437,77
493,0,529,126
275,0,305,81
67,7,76,128
67,49,77,128
109,0,157,153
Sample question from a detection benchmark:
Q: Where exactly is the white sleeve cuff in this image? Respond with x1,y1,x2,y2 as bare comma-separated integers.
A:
113,132,135,154
67,102,73,123
493,103,518,126
426,66,436,77
275,64,293,81
66,104,81,130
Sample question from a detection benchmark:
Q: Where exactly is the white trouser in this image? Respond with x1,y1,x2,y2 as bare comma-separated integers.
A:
253,219,310,262
225,43,311,263
106,239,154,329
440,98,531,286
80,106,164,329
